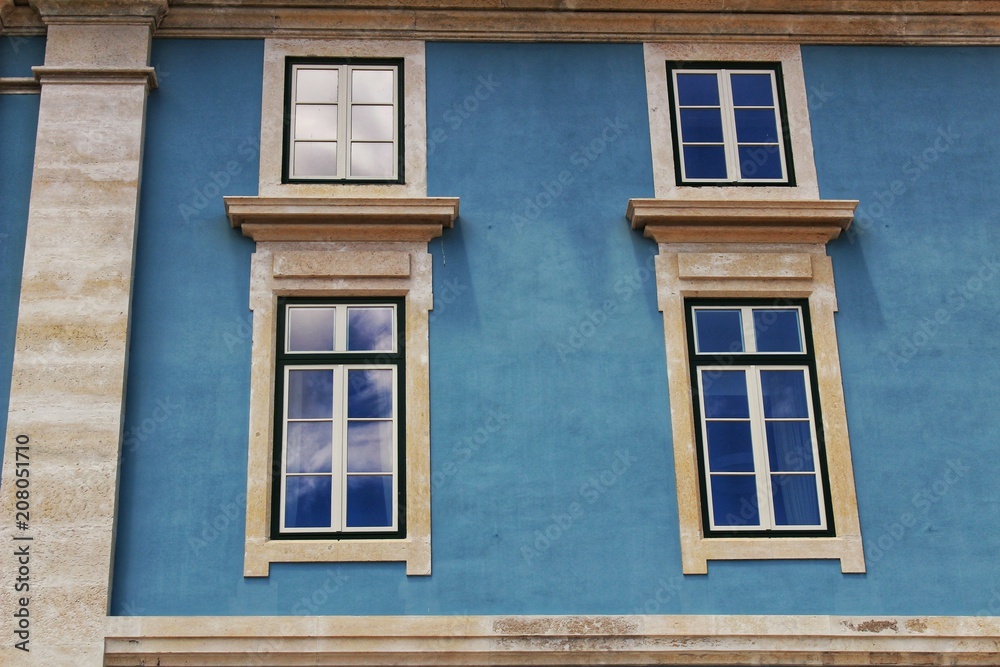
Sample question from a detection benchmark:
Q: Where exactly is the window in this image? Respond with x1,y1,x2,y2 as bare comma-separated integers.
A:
274,299,405,538
626,196,865,573
284,58,403,183
667,63,793,185
687,300,834,537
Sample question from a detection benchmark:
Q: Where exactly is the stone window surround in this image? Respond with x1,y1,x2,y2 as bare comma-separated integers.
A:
260,38,427,199
644,42,820,201
225,196,459,577
626,198,865,575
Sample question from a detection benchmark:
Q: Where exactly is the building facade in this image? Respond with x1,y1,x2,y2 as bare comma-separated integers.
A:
2,1,1000,664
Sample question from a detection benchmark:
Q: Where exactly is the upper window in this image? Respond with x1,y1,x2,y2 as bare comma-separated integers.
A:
667,63,793,185
687,299,833,537
283,58,403,183
273,298,405,539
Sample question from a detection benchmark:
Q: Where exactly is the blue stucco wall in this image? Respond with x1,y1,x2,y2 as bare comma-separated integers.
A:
111,42,1000,618
0,36,43,469
804,46,1000,615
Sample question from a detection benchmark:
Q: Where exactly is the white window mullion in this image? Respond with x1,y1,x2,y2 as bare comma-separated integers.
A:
334,303,349,352
331,364,346,532
740,306,757,353
719,70,741,182
278,366,292,531
339,64,350,179
747,365,774,530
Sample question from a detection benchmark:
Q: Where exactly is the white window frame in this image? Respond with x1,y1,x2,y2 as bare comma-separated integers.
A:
287,61,400,182
670,66,789,185
696,363,826,533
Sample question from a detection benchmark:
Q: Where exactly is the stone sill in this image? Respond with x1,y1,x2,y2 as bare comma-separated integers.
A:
225,196,460,243
626,198,857,244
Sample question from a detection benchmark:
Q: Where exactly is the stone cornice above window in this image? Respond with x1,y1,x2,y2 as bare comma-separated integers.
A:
224,196,459,243
626,198,858,245
28,0,168,26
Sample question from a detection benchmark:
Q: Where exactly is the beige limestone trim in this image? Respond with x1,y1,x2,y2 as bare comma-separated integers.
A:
226,196,458,243
0,76,41,93
0,7,159,666
104,613,1000,665
259,39,428,199
32,65,157,88
29,0,168,26
628,198,856,244
10,2,1000,42
226,196,456,577
644,43,820,201
627,197,864,575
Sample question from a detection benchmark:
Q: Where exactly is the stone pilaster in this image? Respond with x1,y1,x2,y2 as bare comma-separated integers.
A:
0,1,166,664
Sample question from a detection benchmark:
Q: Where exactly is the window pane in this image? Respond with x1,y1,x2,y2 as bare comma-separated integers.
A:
347,421,394,473
295,104,338,141
760,370,809,419
706,421,755,472
287,307,335,352
734,108,779,143
285,476,332,528
293,141,338,178
296,68,338,104
351,68,394,104
347,369,393,418
710,475,759,527
695,309,744,353
349,142,395,178
753,309,802,353
771,475,822,526
346,475,393,527
679,108,724,143
729,73,774,107
676,73,720,106
286,369,334,420
766,421,815,472
348,307,394,351
682,145,728,180
351,105,394,142
737,145,783,180
286,421,333,473
701,370,750,419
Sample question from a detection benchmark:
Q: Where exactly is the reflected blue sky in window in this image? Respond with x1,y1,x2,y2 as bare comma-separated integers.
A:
676,73,719,106
286,421,333,474
753,309,802,352
702,370,749,418
766,421,814,472
347,307,394,351
287,369,334,419
730,73,774,106
346,476,393,527
711,475,759,526
287,307,335,352
771,475,821,526
706,421,755,472
347,421,394,473
285,476,332,528
760,370,809,419
348,369,393,418
695,309,744,353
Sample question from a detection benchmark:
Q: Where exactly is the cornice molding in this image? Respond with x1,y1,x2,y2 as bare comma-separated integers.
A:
32,65,158,88
0,76,41,93
104,613,1000,665
225,196,459,243
627,198,857,244
28,0,168,26
5,1,1000,42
